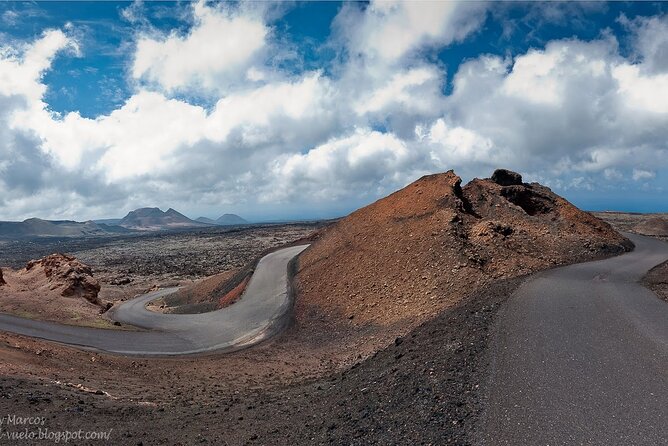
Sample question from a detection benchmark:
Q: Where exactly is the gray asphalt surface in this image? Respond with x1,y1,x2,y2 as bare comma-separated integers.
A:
0,244,309,356
478,233,668,446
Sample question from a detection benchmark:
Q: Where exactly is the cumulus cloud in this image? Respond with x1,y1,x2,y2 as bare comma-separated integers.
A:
265,129,415,203
335,1,486,65
632,169,656,181
441,32,668,181
1,2,667,221
131,1,269,93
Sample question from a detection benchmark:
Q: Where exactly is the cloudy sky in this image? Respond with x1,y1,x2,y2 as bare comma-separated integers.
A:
0,1,667,222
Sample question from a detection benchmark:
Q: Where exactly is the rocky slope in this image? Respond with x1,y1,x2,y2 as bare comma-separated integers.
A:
635,216,668,236
0,254,107,326
294,169,631,353
23,254,102,305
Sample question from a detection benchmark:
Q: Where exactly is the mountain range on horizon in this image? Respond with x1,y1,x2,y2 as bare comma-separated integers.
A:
117,207,210,231
0,207,249,238
195,214,249,226
0,218,130,238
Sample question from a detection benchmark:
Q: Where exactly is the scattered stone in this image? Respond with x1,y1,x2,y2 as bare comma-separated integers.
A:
110,277,132,286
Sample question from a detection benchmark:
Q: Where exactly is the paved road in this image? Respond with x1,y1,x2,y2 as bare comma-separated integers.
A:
478,233,668,446
0,245,308,356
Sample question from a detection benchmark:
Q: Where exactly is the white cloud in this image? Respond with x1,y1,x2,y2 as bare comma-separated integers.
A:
425,119,495,166
205,73,334,146
338,1,486,65
0,29,78,101
132,1,268,93
613,64,668,113
1,4,668,221
353,66,442,115
443,33,668,179
620,14,668,74
265,129,413,203
632,169,655,181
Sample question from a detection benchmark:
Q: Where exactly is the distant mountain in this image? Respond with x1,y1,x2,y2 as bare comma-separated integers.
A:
216,214,248,225
0,218,129,238
195,217,217,225
195,214,249,226
118,208,209,231
93,218,122,226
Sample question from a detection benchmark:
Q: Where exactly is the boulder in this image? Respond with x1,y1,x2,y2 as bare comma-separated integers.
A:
491,169,523,186
0,267,5,286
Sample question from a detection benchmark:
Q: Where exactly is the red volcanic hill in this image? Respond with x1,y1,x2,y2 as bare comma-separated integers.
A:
292,169,631,354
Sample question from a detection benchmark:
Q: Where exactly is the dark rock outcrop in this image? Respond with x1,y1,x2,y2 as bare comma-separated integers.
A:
0,267,5,286
491,169,523,186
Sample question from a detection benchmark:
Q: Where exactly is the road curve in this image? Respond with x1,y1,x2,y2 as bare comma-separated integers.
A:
478,233,668,446
0,245,309,356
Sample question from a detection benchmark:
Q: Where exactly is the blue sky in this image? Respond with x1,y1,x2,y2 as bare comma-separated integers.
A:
0,1,667,221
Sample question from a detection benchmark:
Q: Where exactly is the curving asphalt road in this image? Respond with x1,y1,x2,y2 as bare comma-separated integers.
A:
478,233,668,446
0,244,309,356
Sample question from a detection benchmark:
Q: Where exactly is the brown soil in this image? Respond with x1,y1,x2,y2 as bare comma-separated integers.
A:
219,276,249,308
0,277,524,446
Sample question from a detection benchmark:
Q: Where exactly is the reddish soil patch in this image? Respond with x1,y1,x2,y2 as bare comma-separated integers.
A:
219,276,249,307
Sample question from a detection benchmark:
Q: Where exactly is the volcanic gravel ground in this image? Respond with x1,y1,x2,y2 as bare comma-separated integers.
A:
0,277,523,446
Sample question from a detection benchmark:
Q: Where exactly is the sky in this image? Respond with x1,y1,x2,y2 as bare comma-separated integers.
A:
0,1,667,222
